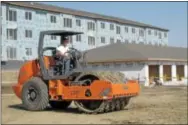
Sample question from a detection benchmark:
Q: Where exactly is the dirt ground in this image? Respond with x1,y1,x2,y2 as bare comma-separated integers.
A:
1,86,187,124
1,71,18,82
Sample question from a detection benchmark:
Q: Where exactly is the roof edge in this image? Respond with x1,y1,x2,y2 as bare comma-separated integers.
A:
86,58,149,64
85,58,187,64
2,1,169,31
148,58,187,62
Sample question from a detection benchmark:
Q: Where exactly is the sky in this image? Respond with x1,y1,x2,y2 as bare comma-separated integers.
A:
42,2,187,48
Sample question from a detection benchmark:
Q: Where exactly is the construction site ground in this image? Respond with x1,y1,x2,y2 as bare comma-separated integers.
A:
1,85,187,124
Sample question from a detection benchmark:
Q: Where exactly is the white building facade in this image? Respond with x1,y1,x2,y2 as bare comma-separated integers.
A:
86,61,187,86
1,2,169,62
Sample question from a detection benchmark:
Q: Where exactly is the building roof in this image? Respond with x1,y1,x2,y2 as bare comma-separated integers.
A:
2,1,169,31
83,43,187,63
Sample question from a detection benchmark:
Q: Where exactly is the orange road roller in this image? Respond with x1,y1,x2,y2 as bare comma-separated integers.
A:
12,30,140,114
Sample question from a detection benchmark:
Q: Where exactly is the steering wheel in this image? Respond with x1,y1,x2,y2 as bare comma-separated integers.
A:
67,47,79,55
69,47,79,51
67,47,82,59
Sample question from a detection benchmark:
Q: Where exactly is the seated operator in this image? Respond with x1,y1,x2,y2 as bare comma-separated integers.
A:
56,36,70,73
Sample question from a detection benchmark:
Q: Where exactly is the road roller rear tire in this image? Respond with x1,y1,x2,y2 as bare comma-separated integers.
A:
21,77,49,111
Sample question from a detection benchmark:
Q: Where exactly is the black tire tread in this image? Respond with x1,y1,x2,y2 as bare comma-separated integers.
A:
21,77,49,111
75,97,131,114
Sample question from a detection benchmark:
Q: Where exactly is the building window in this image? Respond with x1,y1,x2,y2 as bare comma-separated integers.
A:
25,48,32,56
110,38,114,44
6,47,16,59
132,28,135,34
158,32,162,39
50,15,56,23
69,36,73,43
114,63,121,68
76,35,81,42
101,37,105,43
132,40,136,44
87,22,95,31
25,30,32,38
164,32,167,38
6,9,17,21
125,62,133,67
125,26,128,33
92,64,98,68
103,63,110,68
0,6,2,17
51,35,56,40
148,30,151,35
117,39,121,43
25,12,32,20
139,42,144,44
7,29,17,40
64,18,72,28
155,30,157,36
110,24,114,30
76,19,81,27
148,41,152,45
116,26,121,34
125,39,129,43
139,29,144,36
101,22,105,29
88,36,95,46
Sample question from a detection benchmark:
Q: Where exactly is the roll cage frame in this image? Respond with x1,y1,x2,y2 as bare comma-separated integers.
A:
38,30,87,80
